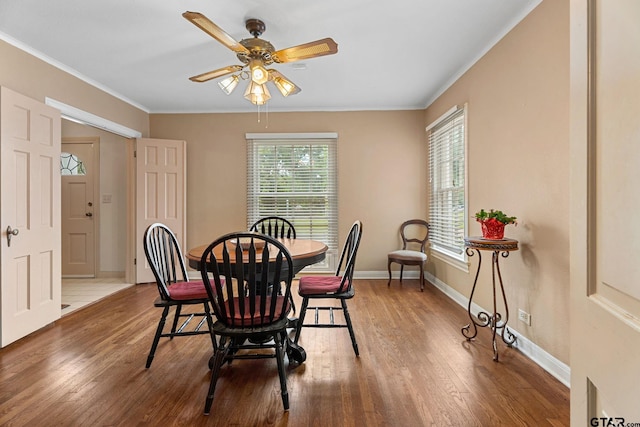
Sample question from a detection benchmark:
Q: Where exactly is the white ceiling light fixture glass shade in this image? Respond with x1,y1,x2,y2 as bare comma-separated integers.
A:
217,74,240,95
249,59,269,85
272,74,301,97
244,81,271,105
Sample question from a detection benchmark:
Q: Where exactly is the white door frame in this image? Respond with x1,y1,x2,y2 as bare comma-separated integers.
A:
45,98,142,284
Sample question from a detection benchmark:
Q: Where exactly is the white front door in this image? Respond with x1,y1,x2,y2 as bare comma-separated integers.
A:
0,87,61,347
135,138,186,283
61,139,98,277
570,0,640,423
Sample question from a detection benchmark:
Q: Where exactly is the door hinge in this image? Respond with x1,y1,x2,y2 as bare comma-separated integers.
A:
134,150,137,158
134,258,137,265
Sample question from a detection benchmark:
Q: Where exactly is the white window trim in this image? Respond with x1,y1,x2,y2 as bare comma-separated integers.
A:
246,132,338,140
431,248,469,273
427,104,469,271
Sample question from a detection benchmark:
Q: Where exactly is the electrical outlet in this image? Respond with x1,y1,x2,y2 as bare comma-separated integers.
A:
518,309,531,326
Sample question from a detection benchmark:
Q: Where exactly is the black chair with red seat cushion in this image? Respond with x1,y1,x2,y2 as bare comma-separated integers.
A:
249,216,296,239
143,223,217,369
199,231,304,414
293,220,363,356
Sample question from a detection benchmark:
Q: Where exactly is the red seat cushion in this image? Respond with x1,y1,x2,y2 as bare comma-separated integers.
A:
167,280,210,300
221,296,291,326
298,275,347,295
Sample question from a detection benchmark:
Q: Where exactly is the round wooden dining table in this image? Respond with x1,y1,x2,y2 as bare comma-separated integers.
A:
186,238,329,274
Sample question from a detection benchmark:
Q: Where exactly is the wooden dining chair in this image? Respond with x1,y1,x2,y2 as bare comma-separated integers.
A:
293,220,363,356
250,216,296,238
143,223,217,368
199,231,305,414
387,219,430,291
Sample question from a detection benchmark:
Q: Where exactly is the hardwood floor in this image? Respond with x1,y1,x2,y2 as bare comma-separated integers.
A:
0,279,569,426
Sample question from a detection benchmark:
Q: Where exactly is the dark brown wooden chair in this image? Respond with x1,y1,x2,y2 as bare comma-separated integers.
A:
199,231,304,414
143,223,217,369
293,220,363,356
250,216,296,238
387,219,430,291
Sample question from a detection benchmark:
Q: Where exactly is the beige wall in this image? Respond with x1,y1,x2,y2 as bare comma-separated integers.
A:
425,0,570,363
0,40,149,136
149,110,427,271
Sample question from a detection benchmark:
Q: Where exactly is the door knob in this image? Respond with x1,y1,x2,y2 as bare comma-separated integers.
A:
6,225,19,247
86,212,93,217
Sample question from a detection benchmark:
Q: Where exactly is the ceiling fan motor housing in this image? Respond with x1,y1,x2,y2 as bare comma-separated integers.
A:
237,37,275,65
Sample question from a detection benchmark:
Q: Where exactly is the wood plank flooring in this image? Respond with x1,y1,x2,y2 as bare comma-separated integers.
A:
0,279,569,426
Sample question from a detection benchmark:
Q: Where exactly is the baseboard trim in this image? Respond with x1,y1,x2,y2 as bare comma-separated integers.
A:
96,271,126,279
354,270,571,388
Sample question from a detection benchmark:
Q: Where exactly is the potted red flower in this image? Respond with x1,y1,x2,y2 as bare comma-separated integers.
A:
475,209,517,240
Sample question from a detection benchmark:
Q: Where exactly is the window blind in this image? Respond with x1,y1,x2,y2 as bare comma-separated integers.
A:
246,134,338,271
428,107,466,260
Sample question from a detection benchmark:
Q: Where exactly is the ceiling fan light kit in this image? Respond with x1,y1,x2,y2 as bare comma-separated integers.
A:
182,11,338,106
217,74,240,95
271,72,300,97
243,81,271,105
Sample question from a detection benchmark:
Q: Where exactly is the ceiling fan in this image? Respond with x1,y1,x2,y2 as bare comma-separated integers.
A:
183,11,339,105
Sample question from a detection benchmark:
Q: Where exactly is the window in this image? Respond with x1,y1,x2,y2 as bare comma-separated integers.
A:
246,133,338,271
60,152,86,175
427,106,467,265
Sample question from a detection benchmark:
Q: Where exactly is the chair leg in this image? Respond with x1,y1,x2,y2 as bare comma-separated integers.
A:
170,304,182,338
420,264,424,291
293,297,309,344
387,259,393,287
203,302,217,352
204,336,230,415
146,305,170,368
273,332,290,410
341,299,359,356
399,265,404,283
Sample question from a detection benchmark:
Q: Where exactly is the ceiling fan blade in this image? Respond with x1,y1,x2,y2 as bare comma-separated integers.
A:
183,11,249,54
189,65,244,83
272,38,338,63
269,70,302,96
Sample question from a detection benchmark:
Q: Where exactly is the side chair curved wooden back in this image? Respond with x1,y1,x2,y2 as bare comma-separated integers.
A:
387,219,430,291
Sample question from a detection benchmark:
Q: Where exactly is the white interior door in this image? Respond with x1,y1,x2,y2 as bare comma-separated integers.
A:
135,138,186,283
570,0,640,423
61,140,98,277
1,86,61,347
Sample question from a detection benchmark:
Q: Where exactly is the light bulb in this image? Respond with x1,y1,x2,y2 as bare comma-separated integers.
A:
249,59,269,85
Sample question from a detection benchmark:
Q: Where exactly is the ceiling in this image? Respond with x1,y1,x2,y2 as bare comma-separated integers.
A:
0,0,539,114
